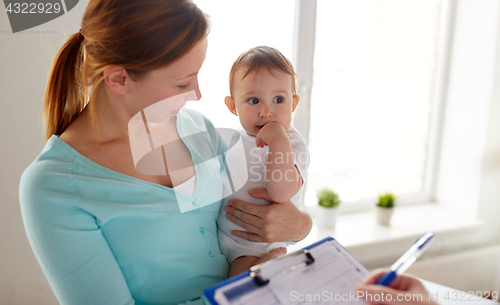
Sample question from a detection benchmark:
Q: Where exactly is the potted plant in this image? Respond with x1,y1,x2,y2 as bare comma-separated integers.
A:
375,192,396,225
317,188,341,228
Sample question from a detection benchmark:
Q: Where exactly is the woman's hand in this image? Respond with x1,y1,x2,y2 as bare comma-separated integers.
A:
356,269,439,305
224,188,312,243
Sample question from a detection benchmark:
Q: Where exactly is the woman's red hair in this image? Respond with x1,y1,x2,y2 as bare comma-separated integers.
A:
43,0,209,140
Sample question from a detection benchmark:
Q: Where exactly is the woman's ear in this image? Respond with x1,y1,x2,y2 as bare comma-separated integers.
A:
292,95,300,112
225,96,238,116
103,66,128,95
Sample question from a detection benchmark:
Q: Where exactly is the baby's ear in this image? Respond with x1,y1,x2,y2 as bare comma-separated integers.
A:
225,96,238,116
292,95,300,112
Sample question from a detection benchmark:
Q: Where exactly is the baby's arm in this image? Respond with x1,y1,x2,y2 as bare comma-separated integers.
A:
255,122,303,203
228,248,288,277
229,256,260,277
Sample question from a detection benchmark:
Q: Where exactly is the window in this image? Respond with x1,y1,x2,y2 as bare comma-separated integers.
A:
191,0,445,208
188,0,295,129
304,0,443,206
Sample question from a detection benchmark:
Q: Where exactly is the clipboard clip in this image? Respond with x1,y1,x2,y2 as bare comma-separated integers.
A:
249,249,315,286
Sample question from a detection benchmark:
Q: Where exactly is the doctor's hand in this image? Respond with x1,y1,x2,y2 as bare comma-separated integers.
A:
356,269,439,305
224,188,312,243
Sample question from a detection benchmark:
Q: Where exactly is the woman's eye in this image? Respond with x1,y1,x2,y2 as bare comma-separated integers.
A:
247,97,259,105
273,96,284,104
178,83,190,89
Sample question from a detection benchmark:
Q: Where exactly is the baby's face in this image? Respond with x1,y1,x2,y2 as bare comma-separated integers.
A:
228,68,298,137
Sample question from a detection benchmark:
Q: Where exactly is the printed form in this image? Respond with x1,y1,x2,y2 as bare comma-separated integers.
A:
213,240,369,305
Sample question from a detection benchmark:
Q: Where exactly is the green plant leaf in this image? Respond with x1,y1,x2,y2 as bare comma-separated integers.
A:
317,188,341,208
377,192,396,208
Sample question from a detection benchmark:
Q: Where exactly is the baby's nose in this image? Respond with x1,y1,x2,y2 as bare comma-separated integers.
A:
259,105,273,117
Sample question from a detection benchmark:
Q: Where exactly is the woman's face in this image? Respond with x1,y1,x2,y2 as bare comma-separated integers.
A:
128,37,208,116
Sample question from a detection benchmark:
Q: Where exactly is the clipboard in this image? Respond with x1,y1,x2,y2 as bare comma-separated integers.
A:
203,237,369,305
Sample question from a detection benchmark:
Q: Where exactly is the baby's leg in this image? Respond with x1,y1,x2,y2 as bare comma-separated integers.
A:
229,256,260,277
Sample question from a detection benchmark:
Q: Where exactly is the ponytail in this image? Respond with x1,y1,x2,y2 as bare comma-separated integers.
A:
43,32,85,140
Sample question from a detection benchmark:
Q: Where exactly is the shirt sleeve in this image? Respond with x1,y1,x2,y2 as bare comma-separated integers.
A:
19,163,211,305
19,164,211,305
19,165,136,305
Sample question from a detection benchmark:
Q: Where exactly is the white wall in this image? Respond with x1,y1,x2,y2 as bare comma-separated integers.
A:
435,0,500,245
436,0,500,218
0,2,87,304
476,0,500,242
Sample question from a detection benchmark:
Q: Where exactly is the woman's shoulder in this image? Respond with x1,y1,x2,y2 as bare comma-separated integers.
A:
23,135,78,170
19,136,79,201
178,107,215,130
178,107,221,144
23,135,73,168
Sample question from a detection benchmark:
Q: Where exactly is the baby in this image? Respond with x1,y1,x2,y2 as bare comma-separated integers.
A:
217,46,310,277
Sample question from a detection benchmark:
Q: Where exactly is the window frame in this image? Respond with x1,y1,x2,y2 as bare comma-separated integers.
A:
292,0,456,212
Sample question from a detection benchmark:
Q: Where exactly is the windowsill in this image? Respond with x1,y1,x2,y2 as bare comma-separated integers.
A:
289,203,488,269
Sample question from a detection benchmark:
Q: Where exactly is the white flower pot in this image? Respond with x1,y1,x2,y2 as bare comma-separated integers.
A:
317,206,340,228
375,206,394,226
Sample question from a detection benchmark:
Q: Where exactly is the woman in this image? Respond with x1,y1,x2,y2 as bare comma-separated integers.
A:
19,0,312,304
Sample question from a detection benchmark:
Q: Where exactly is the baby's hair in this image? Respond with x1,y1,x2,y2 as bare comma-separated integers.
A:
228,46,298,96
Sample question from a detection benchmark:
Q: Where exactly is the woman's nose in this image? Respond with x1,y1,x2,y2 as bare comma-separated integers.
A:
193,77,202,101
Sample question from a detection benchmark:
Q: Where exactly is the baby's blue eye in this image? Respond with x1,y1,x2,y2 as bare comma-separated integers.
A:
247,97,259,105
273,96,284,104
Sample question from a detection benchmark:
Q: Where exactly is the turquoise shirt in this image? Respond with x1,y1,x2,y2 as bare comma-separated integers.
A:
19,108,230,305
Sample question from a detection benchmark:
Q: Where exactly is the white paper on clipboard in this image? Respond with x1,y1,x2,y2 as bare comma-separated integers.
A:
213,239,369,305
269,240,368,304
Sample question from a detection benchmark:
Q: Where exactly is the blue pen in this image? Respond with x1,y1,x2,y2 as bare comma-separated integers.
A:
376,232,435,286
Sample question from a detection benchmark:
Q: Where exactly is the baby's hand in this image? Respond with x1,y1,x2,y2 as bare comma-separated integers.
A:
255,122,288,148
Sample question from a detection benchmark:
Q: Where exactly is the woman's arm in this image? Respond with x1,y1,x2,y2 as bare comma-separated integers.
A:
223,188,312,243
20,181,135,305
20,166,209,305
